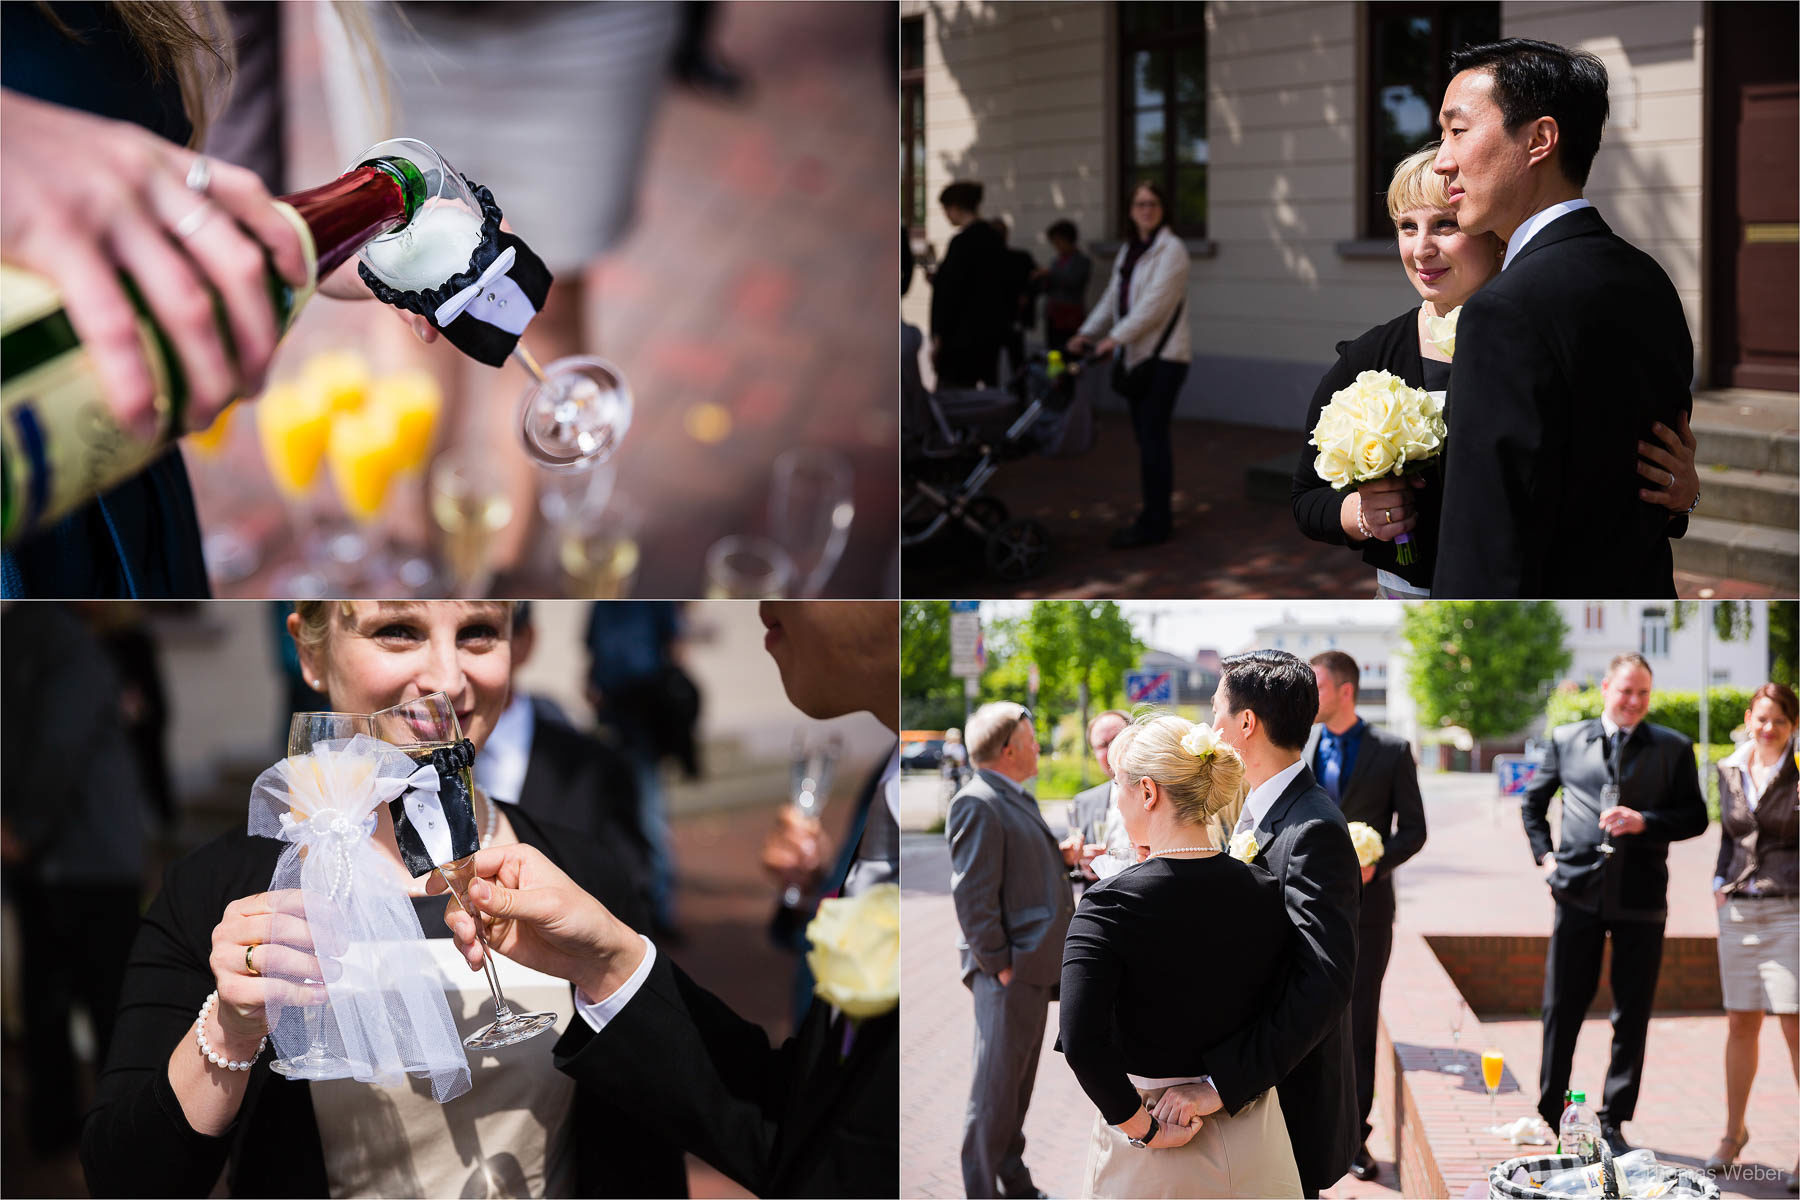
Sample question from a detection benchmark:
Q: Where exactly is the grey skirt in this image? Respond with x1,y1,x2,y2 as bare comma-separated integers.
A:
1717,895,1800,1014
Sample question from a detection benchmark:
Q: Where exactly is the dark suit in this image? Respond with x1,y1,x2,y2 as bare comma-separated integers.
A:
554,955,895,1198
1207,764,1361,1197
1435,206,1692,597
930,219,1012,387
1521,718,1709,1126
947,769,1076,1198
1304,721,1427,1145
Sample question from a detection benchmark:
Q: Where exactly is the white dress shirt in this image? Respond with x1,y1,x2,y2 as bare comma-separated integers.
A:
475,691,536,804
1236,756,1309,836
1502,198,1594,271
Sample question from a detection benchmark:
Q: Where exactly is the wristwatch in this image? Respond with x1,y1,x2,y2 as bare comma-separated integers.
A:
1128,1112,1160,1148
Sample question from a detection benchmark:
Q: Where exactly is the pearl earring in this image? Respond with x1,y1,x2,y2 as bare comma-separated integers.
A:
311,679,323,689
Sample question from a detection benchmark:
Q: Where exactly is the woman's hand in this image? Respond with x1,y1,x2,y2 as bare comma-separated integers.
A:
208,888,331,1044
1065,334,1092,356
1152,1080,1223,1128
0,89,307,438
1341,477,1421,543
1093,336,1119,358
1715,888,1728,910
429,842,642,1001
1637,412,1699,513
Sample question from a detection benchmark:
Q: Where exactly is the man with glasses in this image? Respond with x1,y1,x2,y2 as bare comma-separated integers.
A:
948,701,1079,1199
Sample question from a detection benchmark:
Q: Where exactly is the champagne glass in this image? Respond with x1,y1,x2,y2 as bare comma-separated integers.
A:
429,447,514,595
705,535,795,598
515,352,633,470
558,491,643,599
769,448,854,597
779,731,843,910
1446,998,1469,1074
269,710,374,1079
372,692,556,1048
1482,1047,1506,1131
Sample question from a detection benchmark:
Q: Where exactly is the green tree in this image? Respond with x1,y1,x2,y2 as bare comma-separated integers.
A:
900,601,964,730
1671,600,1754,642
1399,601,1571,753
1770,601,1797,687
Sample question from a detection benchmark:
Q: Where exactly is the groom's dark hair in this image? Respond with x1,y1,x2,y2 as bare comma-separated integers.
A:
1219,650,1317,752
1449,38,1610,188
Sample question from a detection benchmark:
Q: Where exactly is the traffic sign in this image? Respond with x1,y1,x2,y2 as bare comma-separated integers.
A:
1494,755,1538,797
1125,670,1173,705
950,603,983,678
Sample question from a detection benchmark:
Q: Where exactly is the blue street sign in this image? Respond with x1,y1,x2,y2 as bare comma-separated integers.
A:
1494,755,1538,797
1125,670,1173,705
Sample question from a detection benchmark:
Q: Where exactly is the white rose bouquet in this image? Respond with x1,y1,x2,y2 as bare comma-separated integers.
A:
1309,369,1448,566
1346,820,1385,869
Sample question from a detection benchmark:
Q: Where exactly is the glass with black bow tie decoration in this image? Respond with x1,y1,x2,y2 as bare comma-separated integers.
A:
374,692,557,1048
353,138,632,472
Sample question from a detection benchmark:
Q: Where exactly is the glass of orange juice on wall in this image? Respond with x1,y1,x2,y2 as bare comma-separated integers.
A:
1482,1048,1505,1131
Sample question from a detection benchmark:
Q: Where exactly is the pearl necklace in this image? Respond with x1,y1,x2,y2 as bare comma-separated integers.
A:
1149,846,1220,858
480,791,499,848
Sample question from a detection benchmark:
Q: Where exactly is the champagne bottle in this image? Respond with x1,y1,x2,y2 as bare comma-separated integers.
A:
0,156,428,545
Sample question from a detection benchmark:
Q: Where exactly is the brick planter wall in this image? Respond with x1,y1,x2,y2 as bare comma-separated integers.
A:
1426,934,1724,1015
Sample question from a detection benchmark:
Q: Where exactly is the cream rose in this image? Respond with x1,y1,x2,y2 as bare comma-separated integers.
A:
1423,306,1461,360
1228,827,1260,864
1180,723,1223,761
806,882,899,1019
1346,821,1385,869
1354,431,1398,479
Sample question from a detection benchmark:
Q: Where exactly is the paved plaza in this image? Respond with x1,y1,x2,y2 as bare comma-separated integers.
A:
900,771,1799,1198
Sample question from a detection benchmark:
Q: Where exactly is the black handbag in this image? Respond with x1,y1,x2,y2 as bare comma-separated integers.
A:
1109,300,1185,401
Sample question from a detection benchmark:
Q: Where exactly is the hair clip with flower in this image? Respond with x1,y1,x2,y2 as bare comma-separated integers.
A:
1181,723,1223,762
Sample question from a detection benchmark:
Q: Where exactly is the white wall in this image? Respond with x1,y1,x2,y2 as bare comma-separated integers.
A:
1557,600,1770,693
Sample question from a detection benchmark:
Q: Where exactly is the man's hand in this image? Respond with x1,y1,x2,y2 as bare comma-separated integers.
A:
1598,806,1646,837
1152,1080,1222,1127
996,966,1014,987
1541,855,1560,882
1059,829,1085,867
1715,888,1728,910
1150,1115,1201,1149
1361,863,1377,885
761,805,826,893
428,843,641,1001
1637,412,1699,512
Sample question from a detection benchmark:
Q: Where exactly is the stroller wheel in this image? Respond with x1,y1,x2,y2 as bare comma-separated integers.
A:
985,518,1050,581
958,496,1009,537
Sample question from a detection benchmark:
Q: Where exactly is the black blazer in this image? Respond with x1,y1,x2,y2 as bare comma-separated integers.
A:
930,218,1011,355
1435,207,1692,598
553,952,897,1198
1303,722,1428,923
1291,307,1445,589
1522,718,1710,921
80,806,686,1198
1205,765,1361,1196
517,714,654,912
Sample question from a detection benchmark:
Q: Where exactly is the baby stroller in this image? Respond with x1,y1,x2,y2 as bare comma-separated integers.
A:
901,344,1094,582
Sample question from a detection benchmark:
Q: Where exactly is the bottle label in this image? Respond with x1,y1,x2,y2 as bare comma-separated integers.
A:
0,200,318,545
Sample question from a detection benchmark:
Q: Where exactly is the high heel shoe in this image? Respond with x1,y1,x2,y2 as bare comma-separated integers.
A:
1704,1128,1749,1173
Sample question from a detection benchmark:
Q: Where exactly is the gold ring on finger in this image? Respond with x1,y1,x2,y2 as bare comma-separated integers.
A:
245,943,260,977
173,200,217,240
1384,509,1392,524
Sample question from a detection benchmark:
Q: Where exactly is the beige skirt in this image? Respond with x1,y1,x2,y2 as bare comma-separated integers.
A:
1083,1086,1302,1199
1718,895,1800,1014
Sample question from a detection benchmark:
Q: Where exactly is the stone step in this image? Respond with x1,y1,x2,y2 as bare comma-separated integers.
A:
1247,451,1304,505
1698,464,1799,528
1691,389,1799,474
1674,514,1800,590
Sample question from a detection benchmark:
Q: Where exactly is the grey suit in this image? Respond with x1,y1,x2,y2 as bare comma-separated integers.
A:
947,769,1076,1199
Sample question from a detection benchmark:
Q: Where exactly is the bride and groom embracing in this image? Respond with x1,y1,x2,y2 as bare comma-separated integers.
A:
1293,38,1700,599
1060,651,1361,1199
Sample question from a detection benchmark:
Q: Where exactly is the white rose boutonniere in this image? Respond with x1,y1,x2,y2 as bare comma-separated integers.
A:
806,882,899,1023
1228,827,1260,864
1346,821,1385,869
1423,305,1461,360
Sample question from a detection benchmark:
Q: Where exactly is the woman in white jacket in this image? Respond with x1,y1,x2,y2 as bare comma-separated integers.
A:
1069,182,1192,548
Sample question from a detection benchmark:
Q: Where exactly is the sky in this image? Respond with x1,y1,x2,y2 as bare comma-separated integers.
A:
981,600,1406,660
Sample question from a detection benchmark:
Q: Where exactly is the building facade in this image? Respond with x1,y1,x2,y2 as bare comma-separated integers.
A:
902,1,1798,428
1556,599,1771,691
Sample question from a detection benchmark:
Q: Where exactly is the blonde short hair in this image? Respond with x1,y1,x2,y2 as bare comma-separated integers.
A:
1386,143,1452,223
1110,714,1246,828
290,601,516,654
966,702,1028,765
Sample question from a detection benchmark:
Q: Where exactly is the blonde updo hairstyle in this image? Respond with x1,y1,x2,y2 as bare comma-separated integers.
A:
1387,142,1453,223
1109,714,1247,829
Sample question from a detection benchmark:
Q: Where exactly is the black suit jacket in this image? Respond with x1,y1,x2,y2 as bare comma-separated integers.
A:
517,715,655,913
1206,765,1361,1196
1435,206,1692,597
1304,722,1428,924
1522,718,1709,921
81,806,685,1198
553,953,896,1198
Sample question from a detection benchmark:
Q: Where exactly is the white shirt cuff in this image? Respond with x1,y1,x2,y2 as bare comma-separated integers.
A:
574,935,656,1032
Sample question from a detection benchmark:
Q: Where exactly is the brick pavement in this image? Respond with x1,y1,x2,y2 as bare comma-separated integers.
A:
899,411,1776,600
190,1,897,598
900,771,1798,1198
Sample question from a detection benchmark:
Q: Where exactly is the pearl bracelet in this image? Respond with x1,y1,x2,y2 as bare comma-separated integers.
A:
1356,505,1373,541
195,990,266,1072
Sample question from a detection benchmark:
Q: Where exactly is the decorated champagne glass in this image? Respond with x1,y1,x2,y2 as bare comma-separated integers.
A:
372,692,556,1048
269,710,374,1078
